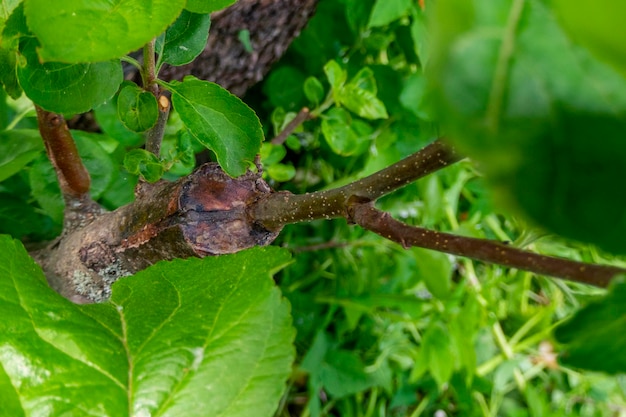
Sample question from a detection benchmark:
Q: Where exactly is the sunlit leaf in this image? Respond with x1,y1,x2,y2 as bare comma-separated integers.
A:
24,0,185,62
0,236,294,417
166,76,263,177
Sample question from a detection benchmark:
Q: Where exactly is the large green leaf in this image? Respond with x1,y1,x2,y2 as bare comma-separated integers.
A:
186,0,236,14
554,277,626,374
0,129,43,182
17,39,122,114
23,0,185,63
156,9,211,67
428,0,626,254
0,235,295,417
553,0,626,77
166,77,263,177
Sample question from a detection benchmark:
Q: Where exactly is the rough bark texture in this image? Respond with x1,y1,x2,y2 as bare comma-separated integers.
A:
159,0,320,96
35,164,279,303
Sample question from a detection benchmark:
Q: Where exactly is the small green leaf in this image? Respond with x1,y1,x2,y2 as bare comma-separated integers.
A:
555,277,626,374
117,83,159,133
238,29,253,53
28,154,63,223
339,85,388,120
166,76,264,177
335,67,388,120
321,107,371,156
323,60,347,92
260,143,287,166
267,163,296,182
419,322,455,387
123,149,164,183
156,9,211,67
0,129,43,182
186,0,236,13
23,0,185,63
17,39,122,114
367,0,412,28
304,76,325,105
0,235,294,417
412,247,453,299
94,96,145,147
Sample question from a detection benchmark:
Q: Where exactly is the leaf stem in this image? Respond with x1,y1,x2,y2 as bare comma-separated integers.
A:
348,203,624,288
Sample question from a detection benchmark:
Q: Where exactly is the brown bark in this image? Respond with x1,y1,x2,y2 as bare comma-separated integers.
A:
159,0,319,96
348,203,624,288
35,164,278,303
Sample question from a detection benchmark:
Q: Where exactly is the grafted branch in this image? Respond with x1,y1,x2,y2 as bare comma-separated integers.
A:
348,203,624,288
250,139,462,231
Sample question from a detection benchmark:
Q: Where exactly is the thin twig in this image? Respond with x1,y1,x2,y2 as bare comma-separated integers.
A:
35,106,90,198
271,107,312,145
349,202,624,288
145,95,170,157
250,139,462,231
143,39,158,96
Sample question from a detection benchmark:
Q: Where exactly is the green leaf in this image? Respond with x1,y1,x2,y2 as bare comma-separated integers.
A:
94,96,145,147
303,76,325,105
156,9,211,67
117,83,159,133
0,235,295,417
28,154,63,222
17,39,122,114
321,107,371,156
554,277,626,374
263,66,307,110
167,76,263,177
123,148,164,183
266,163,296,182
334,67,388,120
23,0,185,63
0,129,43,182
418,322,455,387
428,0,626,254
0,0,20,34
186,0,236,14
0,3,28,99
367,0,412,28
323,60,347,93
411,247,452,299
553,0,626,76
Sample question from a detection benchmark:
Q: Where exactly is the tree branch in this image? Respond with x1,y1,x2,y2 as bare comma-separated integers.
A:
348,202,624,288
250,139,462,231
271,107,311,145
145,95,170,157
36,106,91,198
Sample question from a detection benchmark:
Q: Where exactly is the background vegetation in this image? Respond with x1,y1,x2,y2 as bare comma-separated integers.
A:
1,0,626,416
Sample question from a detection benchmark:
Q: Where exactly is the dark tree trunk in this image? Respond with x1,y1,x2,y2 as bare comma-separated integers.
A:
159,0,320,96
